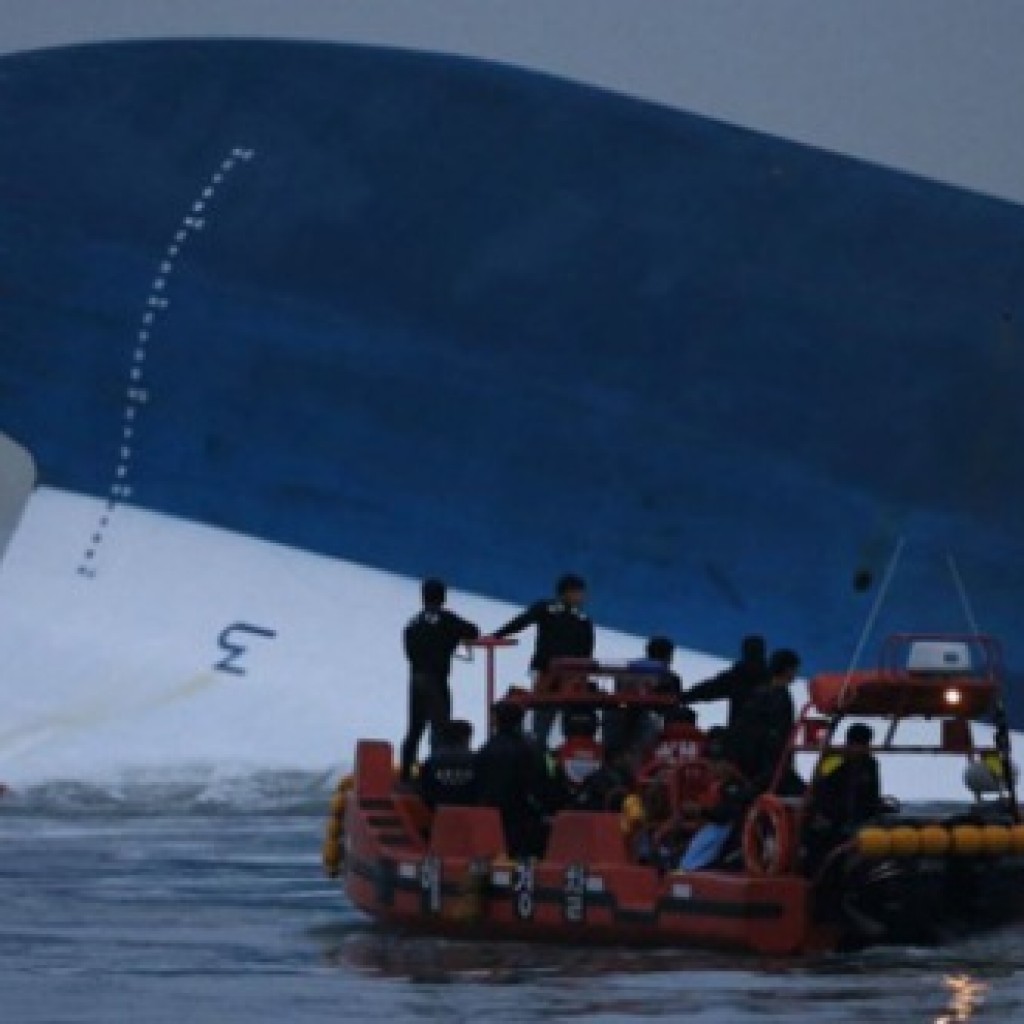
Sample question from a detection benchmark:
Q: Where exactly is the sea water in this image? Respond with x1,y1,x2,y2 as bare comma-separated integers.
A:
1,773,1022,1024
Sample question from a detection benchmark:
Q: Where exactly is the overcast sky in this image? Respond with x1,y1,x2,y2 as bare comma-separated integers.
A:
2,0,1023,205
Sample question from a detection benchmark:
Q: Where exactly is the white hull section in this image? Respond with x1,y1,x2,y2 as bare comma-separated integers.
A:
0,487,1011,803
0,488,722,785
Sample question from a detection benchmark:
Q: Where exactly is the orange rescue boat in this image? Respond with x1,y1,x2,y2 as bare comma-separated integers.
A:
325,634,1024,954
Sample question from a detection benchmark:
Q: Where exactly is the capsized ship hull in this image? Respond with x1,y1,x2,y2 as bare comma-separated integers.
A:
1,39,1023,727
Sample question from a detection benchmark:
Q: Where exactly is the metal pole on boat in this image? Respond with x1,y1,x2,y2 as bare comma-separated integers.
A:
947,553,1020,822
946,553,981,636
839,535,906,705
471,637,516,737
485,644,497,716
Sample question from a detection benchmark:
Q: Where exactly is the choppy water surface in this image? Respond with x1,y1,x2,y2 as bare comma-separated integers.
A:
1,774,1022,1023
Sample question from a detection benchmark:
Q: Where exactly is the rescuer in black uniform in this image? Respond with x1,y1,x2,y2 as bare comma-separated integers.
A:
490,573,595,744
804,723,887,928
419,719,478,809
807,723,882,846
728,647,804,794
682,634,768,728
400,578,480,782
474,699,562,857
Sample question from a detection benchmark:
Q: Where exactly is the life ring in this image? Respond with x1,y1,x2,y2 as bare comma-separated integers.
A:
742,794,796,876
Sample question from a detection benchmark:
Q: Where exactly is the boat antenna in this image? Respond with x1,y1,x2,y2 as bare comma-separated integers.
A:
840,535,905,704
946,552,981,636
946,552,1020,823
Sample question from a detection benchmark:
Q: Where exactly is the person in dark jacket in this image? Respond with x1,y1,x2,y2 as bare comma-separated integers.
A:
804,723,884,876
400,578,480,782
474,699,561,857
682,635,767,728
628,635,683,696
490,573,595,744
419,719,478,809
727,648,803,795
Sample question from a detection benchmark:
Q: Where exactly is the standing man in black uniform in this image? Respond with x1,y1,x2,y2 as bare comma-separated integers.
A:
728,648,803,794
401,578,480,783
490,573,595,744
682,634,768,728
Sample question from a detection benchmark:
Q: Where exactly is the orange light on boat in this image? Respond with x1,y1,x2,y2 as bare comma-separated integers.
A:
943,687,963,707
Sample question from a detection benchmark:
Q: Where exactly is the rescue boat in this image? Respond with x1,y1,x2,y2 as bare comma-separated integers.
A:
324,634,1024,954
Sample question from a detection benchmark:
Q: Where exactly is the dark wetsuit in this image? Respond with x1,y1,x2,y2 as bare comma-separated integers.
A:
805,753,883,877
811,755,882,835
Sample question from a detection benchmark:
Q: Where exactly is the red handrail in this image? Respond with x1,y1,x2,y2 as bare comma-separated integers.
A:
467,636,517,734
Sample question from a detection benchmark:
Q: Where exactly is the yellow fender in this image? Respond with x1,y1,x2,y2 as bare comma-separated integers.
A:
620,793,645,835
322,773,355,878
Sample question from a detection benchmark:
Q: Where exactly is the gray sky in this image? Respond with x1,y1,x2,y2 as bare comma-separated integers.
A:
2,0,1023,204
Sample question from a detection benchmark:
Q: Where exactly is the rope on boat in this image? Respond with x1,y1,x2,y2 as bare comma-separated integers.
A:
839,535,906,706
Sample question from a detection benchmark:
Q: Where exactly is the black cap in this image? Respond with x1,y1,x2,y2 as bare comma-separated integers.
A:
846,723,873,746
493,700,525,730
740,635,767,664
422,578,446,607
769,648,800,676
646,636,675,663
556,573,587,596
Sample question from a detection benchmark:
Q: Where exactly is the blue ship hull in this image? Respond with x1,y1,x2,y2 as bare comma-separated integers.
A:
1,40,1022,722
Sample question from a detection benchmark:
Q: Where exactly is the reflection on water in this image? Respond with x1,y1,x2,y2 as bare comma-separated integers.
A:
323,927,779,983
317,920,1024,1023
936,974,987,1023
